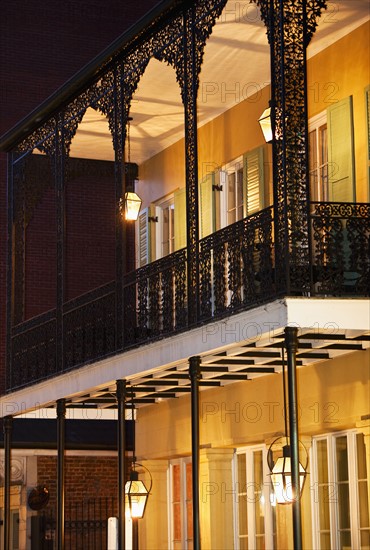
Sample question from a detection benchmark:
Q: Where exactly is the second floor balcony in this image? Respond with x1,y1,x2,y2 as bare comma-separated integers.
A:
2,0,369,392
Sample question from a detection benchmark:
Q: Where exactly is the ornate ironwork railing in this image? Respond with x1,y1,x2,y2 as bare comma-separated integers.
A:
199,207,275,321
8,202,370,390
11,310,57,388
123,248,187,346
63,282,116,369
310,202,370,296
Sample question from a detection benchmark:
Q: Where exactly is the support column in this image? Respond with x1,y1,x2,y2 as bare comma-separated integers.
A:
3,416,12,550
56,118,65,373
116,379,127,550
183,7,200,327
189,356,201,549
285,326,302,550
199,448,235,550
56,399,66,550
256,0,326,294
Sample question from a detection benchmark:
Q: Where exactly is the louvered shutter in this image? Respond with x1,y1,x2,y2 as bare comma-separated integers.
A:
327,96,355,202
200,173,214,238
366,86,370,188
137,207,150,267
243,146,264,215
174,187,186,251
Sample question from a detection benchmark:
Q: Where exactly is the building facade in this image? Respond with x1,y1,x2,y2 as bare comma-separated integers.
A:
0,0,369,549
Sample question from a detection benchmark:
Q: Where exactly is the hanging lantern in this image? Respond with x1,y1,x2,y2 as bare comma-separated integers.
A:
269,442,307,504
120,192,142,221
125,469,151,519
119,117,142,221
258,107,273,143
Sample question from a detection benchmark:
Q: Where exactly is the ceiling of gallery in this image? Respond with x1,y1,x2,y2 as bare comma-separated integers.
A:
69,0,369,164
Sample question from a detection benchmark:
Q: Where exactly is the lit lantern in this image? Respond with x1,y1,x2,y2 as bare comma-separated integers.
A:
258,107,273,143
120,192,142,221
125,470,150,519
270,444,306,504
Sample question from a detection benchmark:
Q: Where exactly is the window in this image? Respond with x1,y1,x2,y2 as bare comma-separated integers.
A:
309,96,355,204
309,112,328,202
235,446,275,550
200,146,265,237
137,189,186,266
224,156,244,225
0,509,19,550
160,198,175,257
311,431,370,549
169,458,193,550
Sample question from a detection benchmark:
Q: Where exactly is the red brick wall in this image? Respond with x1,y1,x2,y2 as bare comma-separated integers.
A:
65,168,116,302
0,0,160,393
37,455,118,508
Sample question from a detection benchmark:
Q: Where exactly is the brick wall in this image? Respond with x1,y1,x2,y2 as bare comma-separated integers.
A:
37,455,118,507
0,0,160,393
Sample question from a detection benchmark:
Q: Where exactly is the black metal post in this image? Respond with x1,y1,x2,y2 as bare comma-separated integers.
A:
56,399,66,550
3,416,12,550
285,326,302,550
116,379,127,550
183,6,200,327
132,518,139,550
189,356,201,550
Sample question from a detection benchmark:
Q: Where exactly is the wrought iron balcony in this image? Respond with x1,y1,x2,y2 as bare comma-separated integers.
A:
8,201,369,391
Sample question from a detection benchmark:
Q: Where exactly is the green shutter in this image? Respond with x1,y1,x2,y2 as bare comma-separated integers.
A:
327,96,355,202
366,86,370,198
174,187,186,251
138,207,150,266
200,172,214,238
243,146,264,216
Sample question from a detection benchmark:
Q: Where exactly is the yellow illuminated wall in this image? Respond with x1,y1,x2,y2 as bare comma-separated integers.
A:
138,21,369,205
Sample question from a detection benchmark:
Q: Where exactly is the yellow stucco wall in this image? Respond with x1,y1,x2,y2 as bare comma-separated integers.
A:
138,21,369,206
307,21,370,202
136,349,370,549
137,349,370,459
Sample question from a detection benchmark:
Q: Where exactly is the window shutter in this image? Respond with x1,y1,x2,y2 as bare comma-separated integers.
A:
137,207,150,267
327,96,355,202
366,86,370,193
200,172,214,238
243,146,264,215
174,187,186,251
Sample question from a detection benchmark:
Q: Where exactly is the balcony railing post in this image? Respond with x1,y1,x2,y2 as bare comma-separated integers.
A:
257,0,326,295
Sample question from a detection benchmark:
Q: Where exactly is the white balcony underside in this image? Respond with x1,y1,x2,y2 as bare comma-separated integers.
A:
1,297,369,417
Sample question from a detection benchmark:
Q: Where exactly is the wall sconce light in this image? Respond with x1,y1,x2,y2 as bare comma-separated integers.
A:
120,192,142,221
259,107,273,143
